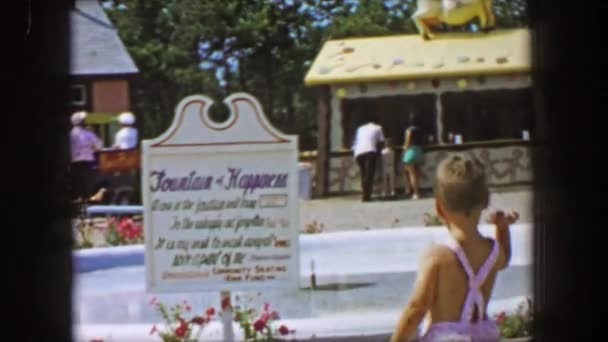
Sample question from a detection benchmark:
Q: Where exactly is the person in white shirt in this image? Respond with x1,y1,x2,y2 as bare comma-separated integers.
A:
113,112,138,150
353,114,385,202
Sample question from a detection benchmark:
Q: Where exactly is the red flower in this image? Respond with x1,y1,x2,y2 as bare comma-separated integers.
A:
206,307,215,316
279,325,290,336
90,339,104,342
270,311,280,320
495,311,507,324
253,319,266,332
115,218,143,241
191,316,206,325
175,325,187,337
130,225,143,240
149,324,157,335
221,297,230,309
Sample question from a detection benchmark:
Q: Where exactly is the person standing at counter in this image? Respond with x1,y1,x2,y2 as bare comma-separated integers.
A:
381,138,396,198
353,114,385,202
70,111,103,202
113,112,138,150
402,113,425,200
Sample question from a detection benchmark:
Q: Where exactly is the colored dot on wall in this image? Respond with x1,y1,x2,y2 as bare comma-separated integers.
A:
319,66,331,75
431,79,440,88
457,79,468,89
359,84,368,93
457,56,470,63
336,88,347,98
407,82,416,91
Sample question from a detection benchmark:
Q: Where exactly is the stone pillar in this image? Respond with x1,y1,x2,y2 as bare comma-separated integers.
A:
315,86,330,198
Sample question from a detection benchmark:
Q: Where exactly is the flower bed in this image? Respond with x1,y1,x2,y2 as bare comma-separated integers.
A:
148,298,216,342
73,215,143,249
232,295,295,341
144,296,294,342
495,297,533,339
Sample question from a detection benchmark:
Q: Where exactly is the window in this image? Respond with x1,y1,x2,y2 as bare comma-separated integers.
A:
342,95,437,148
441,88,534,142
70,84,87,106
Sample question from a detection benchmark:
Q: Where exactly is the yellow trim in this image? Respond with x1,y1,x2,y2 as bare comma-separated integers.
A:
305,67,530,86
84,112,120,125
304,28,531,86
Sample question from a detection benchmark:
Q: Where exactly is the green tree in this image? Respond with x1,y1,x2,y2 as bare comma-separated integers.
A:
103,0,529,150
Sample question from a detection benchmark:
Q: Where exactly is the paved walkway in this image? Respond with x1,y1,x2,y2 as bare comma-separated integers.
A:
300,187,533,232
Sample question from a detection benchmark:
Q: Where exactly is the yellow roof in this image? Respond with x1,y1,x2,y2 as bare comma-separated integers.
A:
304,28,531,86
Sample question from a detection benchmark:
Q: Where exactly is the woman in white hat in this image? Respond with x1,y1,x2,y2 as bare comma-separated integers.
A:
70,111,103,202
113,112,138,150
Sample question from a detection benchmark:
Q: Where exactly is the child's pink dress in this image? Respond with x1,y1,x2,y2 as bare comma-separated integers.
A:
421,237,501,342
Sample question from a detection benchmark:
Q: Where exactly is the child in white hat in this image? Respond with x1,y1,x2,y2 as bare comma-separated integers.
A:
113,112,138,150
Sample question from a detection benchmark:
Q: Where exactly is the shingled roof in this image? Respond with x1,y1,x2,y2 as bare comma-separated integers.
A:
70,0,138,76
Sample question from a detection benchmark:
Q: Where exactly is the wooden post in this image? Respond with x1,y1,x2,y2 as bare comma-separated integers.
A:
435,93,444,144
315,86,330,198
220,291,234,342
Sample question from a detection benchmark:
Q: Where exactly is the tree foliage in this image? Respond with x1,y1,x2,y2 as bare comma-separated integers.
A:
103,0,528,150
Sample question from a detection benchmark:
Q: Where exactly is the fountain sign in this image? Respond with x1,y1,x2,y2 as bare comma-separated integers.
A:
141,93,300,293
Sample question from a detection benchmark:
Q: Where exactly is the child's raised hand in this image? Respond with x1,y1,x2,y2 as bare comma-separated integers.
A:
486,210,519,228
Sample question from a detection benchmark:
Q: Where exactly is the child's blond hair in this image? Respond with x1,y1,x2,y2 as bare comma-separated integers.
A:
434,154,488,216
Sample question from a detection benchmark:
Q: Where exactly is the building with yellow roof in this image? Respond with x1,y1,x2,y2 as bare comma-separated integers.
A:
303,28,534,197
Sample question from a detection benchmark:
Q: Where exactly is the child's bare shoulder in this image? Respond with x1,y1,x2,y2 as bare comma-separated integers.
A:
421,244,455,265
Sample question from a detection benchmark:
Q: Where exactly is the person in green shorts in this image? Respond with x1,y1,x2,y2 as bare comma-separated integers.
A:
402,113,425,200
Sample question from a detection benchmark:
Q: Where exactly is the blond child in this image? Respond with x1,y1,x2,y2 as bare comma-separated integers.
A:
391,154,519,342
382,138,396,198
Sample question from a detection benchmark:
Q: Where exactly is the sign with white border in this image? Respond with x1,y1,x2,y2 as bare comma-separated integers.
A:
142,93,300,293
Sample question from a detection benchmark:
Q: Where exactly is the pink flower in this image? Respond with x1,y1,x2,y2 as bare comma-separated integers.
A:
263,302,270,311
148,297,157,306
185,304,192,311
253,319,266,332
206,307,215,316
149,324,157,335
270,311,280,320
279,325,290,336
